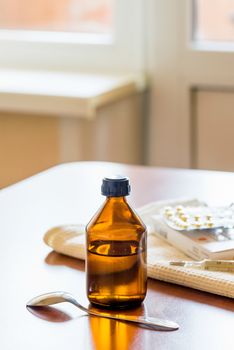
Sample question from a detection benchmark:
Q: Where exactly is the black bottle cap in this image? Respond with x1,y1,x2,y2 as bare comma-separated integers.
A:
101,175,131,197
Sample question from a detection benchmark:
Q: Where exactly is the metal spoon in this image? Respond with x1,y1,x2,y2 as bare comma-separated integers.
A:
27,291,179,331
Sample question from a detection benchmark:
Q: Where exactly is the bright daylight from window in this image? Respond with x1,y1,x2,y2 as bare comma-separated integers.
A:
193,0,234,42
0,0,113,34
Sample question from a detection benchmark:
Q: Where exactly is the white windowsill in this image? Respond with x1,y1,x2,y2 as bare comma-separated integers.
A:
0,30,113,45
0,69,146,118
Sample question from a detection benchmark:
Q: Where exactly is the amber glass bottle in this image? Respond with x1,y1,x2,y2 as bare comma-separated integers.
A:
86,176,147,309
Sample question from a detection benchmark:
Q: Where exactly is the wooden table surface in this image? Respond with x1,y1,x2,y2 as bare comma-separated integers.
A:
1,161,234,350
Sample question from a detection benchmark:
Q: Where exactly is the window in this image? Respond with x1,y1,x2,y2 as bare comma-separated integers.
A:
0,0,144,73
0,0,113,34
192,0,234,44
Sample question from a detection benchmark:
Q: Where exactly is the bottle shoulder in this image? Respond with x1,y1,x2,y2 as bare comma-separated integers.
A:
86,198,146,233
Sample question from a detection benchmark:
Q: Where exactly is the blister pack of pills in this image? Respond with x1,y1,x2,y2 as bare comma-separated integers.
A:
151,203,234,259
162,205,234,235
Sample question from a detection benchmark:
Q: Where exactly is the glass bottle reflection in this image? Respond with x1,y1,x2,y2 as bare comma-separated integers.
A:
89,304,147,350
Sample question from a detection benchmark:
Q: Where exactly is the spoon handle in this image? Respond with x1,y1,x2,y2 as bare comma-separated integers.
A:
87,310,179,331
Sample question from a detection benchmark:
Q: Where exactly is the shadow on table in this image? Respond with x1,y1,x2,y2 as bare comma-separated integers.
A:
27,305,73,322
45,251,85,271
27,305,88,323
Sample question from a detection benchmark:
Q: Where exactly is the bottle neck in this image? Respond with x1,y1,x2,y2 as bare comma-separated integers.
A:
105,196,127,204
